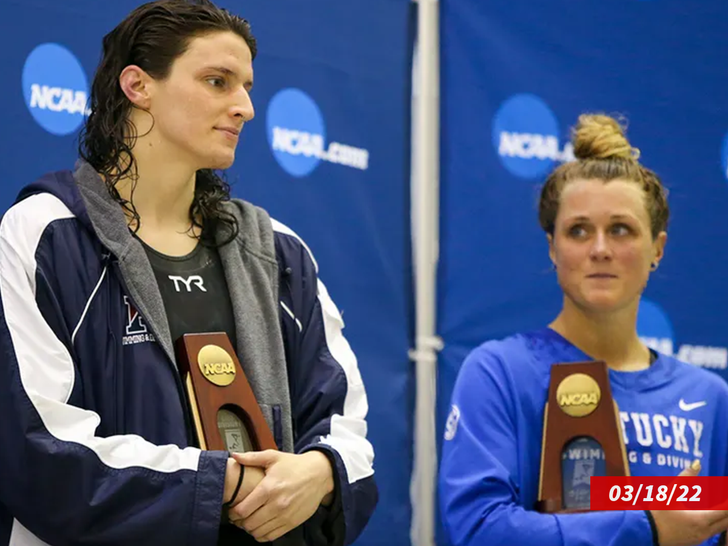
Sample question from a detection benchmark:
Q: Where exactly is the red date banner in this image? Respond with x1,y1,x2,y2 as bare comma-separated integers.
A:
591,477,728,510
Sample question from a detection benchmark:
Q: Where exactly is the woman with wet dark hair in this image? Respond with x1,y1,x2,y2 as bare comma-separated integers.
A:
0,2,377,545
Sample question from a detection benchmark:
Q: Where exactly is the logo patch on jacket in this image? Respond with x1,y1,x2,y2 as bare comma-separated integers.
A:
123,296,156,345
444,405,460,441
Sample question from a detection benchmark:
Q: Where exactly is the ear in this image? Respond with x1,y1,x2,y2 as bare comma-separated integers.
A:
651,231,667,268
119,65,154,109
547,233,556,266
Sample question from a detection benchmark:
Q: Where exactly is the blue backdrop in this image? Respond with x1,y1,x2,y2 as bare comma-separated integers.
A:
0,1,414,545
8,0,728,544
439,0,728,543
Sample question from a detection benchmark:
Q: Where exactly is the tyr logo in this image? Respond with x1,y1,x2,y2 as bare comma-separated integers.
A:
168,275,207,293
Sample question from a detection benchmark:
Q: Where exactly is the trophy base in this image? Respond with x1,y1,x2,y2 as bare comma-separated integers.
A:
537,361,630,516
176,333,278,452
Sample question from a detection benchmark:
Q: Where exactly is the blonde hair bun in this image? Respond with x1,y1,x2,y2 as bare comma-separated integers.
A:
571,113,640,161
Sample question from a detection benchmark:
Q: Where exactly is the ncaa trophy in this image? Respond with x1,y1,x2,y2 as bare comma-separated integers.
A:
175,332,277,452
535,360,629,513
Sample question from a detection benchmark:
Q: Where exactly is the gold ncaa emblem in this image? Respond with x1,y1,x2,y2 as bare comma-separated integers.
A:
556,373,601,417
197,345,236,387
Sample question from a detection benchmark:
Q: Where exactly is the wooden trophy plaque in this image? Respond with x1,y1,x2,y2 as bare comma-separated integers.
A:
175,332,277,452
536,360,629,513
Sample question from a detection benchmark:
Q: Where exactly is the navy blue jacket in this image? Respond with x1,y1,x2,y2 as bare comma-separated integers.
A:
0,164,377,546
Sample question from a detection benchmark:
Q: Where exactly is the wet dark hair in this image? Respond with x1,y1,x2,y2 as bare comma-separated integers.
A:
538,114,669,240
78,0,257,245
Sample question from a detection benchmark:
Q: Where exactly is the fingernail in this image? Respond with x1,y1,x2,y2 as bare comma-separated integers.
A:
691,459,701,472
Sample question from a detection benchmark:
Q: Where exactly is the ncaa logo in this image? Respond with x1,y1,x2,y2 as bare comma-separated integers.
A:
22,43,89,136
266,88,369,177
492,94,574,179
721,131,728,182
637,298,674,356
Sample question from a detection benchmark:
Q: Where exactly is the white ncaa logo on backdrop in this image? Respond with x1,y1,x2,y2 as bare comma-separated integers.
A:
491,93,574,179
266,88,370,177
22,43,90,136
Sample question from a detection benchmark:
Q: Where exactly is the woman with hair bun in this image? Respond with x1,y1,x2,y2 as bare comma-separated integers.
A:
439,114,728,546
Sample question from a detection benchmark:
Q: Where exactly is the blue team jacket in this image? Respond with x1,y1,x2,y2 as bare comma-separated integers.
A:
440,328,728,546
0,163,377,546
